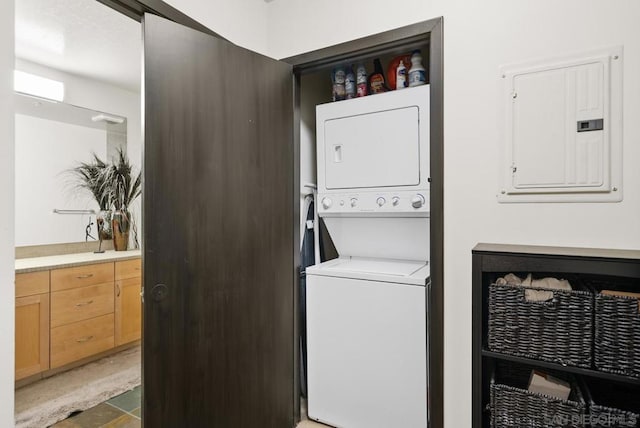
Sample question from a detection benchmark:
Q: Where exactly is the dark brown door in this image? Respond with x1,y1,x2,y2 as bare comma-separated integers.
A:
142,13,295,427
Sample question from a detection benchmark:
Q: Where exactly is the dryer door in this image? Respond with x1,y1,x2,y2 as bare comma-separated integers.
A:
323,106,421,189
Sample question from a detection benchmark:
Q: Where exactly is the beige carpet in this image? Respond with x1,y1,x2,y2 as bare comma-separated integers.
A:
15,346,141,428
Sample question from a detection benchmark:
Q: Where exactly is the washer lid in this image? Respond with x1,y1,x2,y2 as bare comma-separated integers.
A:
326,257,425,276
307,257,429,286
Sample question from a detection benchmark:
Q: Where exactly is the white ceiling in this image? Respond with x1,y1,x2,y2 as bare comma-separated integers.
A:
15,0,141,92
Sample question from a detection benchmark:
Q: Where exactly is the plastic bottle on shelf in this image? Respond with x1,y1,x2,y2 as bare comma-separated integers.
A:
408,50,426,87
332,66,346,101
345,66,356,99
356,63,368,97
396,60,408,90
368,58,387,94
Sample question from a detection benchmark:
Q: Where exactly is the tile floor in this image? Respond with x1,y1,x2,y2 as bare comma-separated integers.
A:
51,389,327,428
51,386,141,428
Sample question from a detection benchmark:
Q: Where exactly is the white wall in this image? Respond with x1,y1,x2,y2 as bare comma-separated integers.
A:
14,114,107,246
0,0,14,424
266,1,640,427
266,0,434,60
163,0,269,55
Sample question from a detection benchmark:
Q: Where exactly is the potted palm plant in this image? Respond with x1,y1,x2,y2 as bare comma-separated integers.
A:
69,148,141,251
104,148,141,251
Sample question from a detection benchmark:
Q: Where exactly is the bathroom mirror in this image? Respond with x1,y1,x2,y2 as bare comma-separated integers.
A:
14,93,127,247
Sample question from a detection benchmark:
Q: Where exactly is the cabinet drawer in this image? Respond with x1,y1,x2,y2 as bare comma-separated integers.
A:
51,313,114,368
16,271,49,298
51,283,114,328
51,263,114,292
115,259,141,280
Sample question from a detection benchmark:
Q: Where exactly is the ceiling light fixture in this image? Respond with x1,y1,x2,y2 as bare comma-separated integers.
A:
14,70,64,102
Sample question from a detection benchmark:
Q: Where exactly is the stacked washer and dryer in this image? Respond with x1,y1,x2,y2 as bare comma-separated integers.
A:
306,84,431,428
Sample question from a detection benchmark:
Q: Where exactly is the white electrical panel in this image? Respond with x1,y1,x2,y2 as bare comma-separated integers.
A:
498,47,623,203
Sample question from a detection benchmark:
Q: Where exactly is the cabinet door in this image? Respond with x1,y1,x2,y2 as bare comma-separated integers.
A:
115,277,141,346
15,293,50,380
144,13,294,427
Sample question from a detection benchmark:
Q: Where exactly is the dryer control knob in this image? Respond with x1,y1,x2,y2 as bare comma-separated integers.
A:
411,194,425,209
322,197,333,209
376,197,386,207
392,196,400,206
350,198,358,207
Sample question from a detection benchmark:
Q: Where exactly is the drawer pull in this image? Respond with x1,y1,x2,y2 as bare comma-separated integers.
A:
75,300,94,307
76,335,94,343
76,274,94,279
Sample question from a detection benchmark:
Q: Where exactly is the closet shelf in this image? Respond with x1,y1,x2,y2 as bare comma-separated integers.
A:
482,349,640,387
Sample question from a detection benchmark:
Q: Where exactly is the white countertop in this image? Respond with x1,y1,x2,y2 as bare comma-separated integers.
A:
16,250,142,274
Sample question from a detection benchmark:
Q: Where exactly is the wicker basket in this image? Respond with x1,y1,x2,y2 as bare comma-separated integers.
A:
490,363,586,428
595,293,640,378
488,282,594,368
582,378,640,427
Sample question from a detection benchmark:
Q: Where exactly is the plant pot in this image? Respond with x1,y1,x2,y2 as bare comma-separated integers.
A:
112,209,130,251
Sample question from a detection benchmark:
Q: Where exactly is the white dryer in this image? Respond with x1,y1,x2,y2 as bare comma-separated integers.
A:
306,85,430,428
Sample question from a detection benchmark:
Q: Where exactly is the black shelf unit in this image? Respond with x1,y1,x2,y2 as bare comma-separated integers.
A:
472,243,640,427
482,350,640,387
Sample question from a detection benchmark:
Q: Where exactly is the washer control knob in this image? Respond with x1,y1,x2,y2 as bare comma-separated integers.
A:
376,197,386,207
350,198,358,207
411,194,425,209
322,197,332,209
392,196,400,206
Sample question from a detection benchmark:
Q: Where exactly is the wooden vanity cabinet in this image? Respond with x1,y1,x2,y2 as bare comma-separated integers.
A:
15,256,142,381
15,271,50,380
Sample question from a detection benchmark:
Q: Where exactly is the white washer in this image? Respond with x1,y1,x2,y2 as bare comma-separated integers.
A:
306,258,429,428
307,85,431,428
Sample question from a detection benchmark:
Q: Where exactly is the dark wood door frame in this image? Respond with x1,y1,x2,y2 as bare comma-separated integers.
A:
93,1,444,425
284,18,445,428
